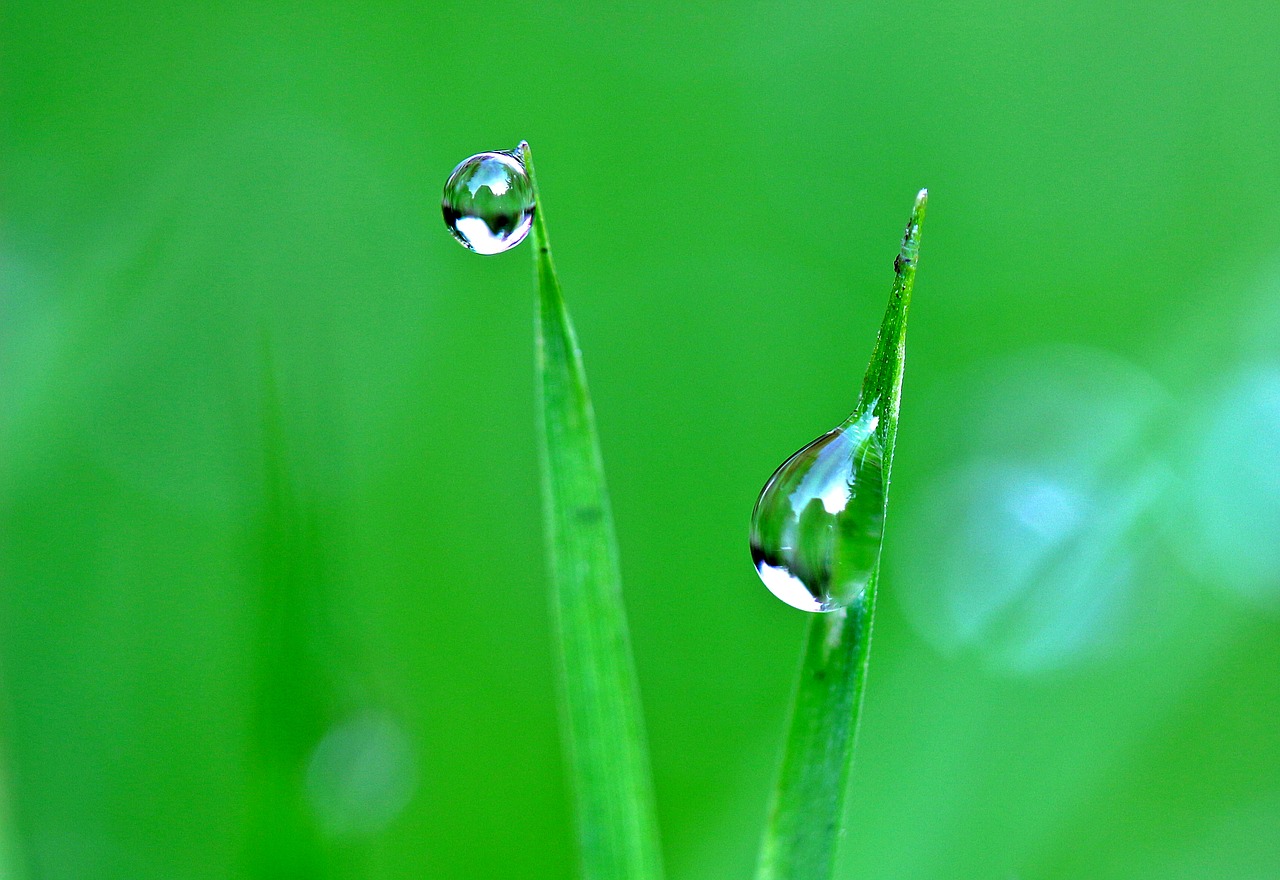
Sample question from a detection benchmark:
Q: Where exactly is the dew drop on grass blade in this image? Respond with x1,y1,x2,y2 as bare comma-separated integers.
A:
755,190,927,880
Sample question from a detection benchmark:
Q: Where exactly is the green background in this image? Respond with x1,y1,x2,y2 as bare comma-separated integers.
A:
3,1,1279,877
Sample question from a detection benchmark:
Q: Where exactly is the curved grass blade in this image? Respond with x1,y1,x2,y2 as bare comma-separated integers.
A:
756,190,928,880
520,142,665,880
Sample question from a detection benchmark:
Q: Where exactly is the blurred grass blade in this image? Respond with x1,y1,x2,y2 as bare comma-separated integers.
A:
756,190,927,880
246,352,334,878
520,142,665,880
0,690,26,880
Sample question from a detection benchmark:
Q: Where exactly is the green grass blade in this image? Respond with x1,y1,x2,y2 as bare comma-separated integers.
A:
520,142,665,880
245,353,333,879
755,190,928,880
0,695,27,880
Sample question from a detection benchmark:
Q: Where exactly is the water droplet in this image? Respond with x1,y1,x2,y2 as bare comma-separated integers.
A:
305,711,418,837
750,408,885,612
441,146,535,254
890,347,1174,674
1179,365,1280,607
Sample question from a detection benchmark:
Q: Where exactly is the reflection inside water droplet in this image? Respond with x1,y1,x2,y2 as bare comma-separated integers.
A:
750,408,885,612
442,146,535,254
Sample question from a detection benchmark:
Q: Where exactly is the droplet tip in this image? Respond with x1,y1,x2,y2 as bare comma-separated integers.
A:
913,188,928,214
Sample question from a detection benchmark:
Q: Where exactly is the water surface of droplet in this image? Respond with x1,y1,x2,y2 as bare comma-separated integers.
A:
442,147,535,254
750,409,886,612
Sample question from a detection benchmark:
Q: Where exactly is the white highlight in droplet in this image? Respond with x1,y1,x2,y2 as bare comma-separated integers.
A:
756,561,826,612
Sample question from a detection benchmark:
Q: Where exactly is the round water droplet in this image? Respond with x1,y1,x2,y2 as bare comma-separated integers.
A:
441,148,535,254
306,710,418,837
750,409,886,612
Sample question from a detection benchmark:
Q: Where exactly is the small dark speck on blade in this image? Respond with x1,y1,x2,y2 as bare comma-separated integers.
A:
575,505,604,524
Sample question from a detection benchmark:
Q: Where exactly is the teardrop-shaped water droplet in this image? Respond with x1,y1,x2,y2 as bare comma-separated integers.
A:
750,409,886,612
442,147,535,254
